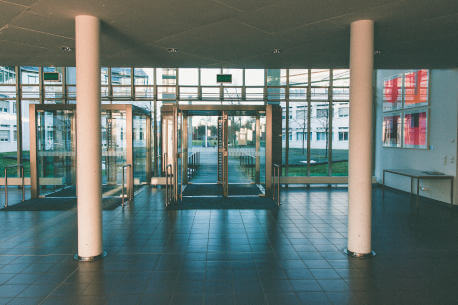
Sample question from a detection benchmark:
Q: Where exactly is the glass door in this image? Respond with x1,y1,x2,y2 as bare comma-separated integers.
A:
101,110,127,196
36,109,75,197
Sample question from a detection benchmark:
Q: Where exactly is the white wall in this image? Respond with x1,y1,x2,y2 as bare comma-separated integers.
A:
374,69,458,205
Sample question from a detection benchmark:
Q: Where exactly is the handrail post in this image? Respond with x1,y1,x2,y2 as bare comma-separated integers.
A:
21,166,25,202
4,168,7,208
121,164,132,207
273,164,281,207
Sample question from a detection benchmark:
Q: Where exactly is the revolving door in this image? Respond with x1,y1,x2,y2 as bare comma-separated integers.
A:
29,104,151,199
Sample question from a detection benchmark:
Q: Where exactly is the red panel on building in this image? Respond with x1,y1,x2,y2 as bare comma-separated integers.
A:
404,112,427,146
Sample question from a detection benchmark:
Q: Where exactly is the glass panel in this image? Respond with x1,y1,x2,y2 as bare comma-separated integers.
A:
66,67,76,85
404,69,428,108
246,69,265,86
112,67,131,97
111,67,131,85
311,69,330,87
288,101,308,176
157,68,176,86
0,98,18,177
403,110,427,148
133,114,147,184
21,67,39,99
332,101,349,176
21,67,39,85
267,87,285,102
180,87,198,100
382,74,402,111
222,68,243,86
101,110,127,195
22,100,39,177
280,101,287,171
200,68,219,86
332,69,350,101
332,69,350,87
202,87,219,100
260,115,266,186
267,69,286,86
223,87,242,100
290,87,306,100
134,68,154,85
189,116,218,183
0,67,17,175
36,109,75,196
179,68,198,86
382,113,401,147
310,103,329,176
228,116,256,183
310,87,328,101
289,69,308,86
158,86,176,100
246,87,263,100
101,67,109,98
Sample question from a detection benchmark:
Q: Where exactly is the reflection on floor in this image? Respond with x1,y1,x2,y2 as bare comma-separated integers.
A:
0,186,457,304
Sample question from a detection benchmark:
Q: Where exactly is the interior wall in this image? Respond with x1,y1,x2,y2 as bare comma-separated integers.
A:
374,69,457,205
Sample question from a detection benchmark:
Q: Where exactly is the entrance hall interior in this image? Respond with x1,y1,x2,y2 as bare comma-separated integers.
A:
0,1,457,304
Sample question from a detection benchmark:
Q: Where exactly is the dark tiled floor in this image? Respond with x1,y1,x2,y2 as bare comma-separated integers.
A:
0,186,457,304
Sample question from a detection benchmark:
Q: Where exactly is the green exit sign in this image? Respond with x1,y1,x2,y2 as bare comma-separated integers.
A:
217,74,232,83
44,72,60,81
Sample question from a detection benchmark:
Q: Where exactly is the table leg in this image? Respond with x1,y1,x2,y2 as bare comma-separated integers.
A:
416,178,420,206
410,177,414,197
451,178,454,208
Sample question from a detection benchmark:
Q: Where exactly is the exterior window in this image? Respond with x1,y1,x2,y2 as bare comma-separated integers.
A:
296,106,307,121
316,108,328,118
0,130,9,142
0,101,8,112
338,107,349,117
317,132,327,141
338,131,348,141
47,130,53,141
296,132,307,141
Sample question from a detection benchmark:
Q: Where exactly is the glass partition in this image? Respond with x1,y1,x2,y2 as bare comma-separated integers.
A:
133,114,147,184
36,109,75,196
101,110,127,193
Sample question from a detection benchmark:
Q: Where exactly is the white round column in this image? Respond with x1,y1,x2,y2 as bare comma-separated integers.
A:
75,15,104,261
346,20,375,257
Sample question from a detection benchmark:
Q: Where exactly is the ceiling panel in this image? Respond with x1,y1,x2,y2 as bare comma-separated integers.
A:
0,0,456,67
0,2,26,28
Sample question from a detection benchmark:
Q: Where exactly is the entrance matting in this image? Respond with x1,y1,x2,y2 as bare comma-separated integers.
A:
1,197,122,211
182,183,261,196
168,196,276,210
45,185,143,198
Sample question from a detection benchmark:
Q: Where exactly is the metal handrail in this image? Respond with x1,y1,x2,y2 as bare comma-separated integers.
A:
3,164,25,208
121,164,132,207
162,153,167,175
272,164,281,206
240,154,256,178
165,164,173,207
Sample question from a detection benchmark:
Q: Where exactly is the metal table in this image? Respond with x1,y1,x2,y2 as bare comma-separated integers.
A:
382,169,454,207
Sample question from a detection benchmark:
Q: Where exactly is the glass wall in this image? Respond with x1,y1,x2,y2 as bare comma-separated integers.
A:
2,66,351,187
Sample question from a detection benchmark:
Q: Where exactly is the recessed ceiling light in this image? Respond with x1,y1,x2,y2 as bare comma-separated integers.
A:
61,46,73,53
168,48,178,54
272,48,281,54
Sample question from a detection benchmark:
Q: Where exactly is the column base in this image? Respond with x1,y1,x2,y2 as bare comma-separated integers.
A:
74,251,107,262
344,249,376,258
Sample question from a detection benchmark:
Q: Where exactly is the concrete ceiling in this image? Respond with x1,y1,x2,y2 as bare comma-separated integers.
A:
0,0,457,68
